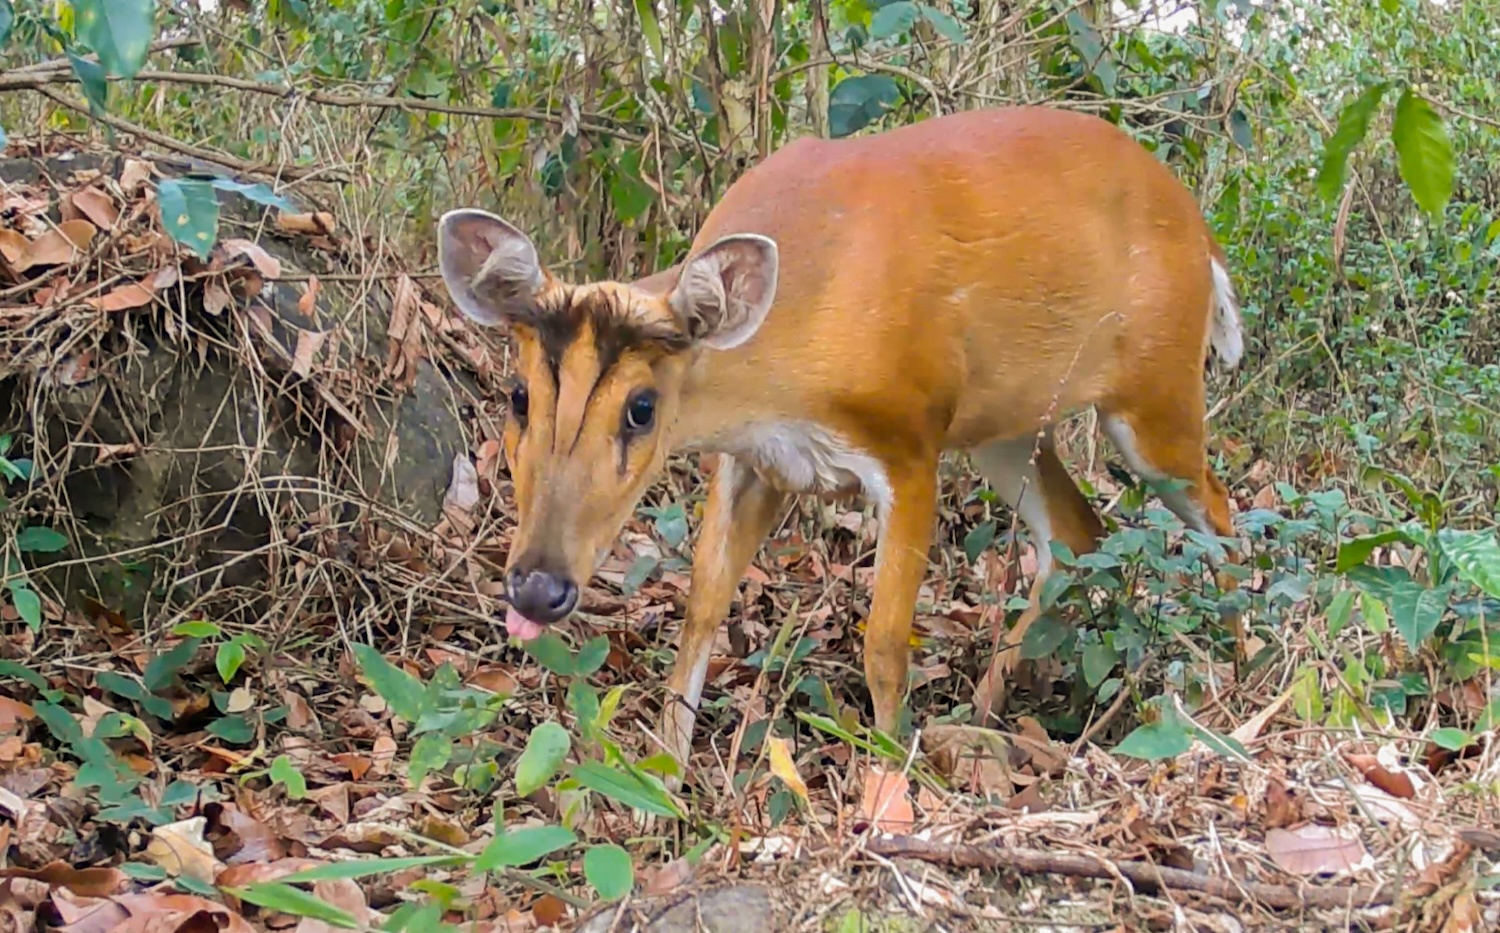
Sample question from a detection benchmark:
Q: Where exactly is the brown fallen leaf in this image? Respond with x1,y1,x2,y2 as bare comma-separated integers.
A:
0,229,27,265
0,861,128,898
70,187,119,230
17,220,97,272
858,765,915,834
221,237,282,279
276,212,336,236
109,892,256,933
204,279,231,315
766,736,809,805
1342,750,1417,799
86,281,156,312
49,888,129,933
292,328,326,377
119,158,154,196
921,724,1014,800
295,878,375,933
144,816,226,884
298,274,320,320
1262,775,1303,828
1264,824,1367,876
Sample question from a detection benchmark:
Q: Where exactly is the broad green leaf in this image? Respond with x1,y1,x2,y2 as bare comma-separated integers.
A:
1392,88,1455,216
871,1,918,38
1429,727,1473,751
1325,589,1357,638
1315,82,1388,203
207,715,254,744
1114,717,1193,760
828,75,899,139
571,761,684,819
568,681,601,737
475,825,576,871
963,521,995,564
633,0,663,62
156,179,220,260
217,639,246,683
574,636,610,677
0,0,12,45
1228,109,1253,149
1436,528,1500,600
515,721,571,796
583,843,634,900
209,177,296,212
1336,528,1421,573
1019,615,1069,660
609,148,655,224
67,52,110,115
227,883,357,929
521,632,578,676
1348,567,1447,650
270,754,307,799
74,0,156,78
280,855,464,883
0,659,47,689
1081,642,1116,688
351,643,426,722
408,732,452,787
9,587,40,631
1064,10,1117,95
919,3,966,43
143,638,200,692
171,620,222,638
15,526,68,553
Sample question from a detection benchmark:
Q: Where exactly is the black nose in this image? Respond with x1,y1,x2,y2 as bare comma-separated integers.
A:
506,568,579,624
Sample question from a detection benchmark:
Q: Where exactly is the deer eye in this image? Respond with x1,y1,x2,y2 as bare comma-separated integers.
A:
509,383,529,426
623,388,657,434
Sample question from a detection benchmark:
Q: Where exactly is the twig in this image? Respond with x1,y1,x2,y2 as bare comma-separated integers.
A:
26,85,349,184
862,835,1393,911
8,37,199,75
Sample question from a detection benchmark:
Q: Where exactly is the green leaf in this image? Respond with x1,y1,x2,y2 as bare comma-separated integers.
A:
574,636,610,677
633,0,663,61
515,721,571,796
1019,615,1069,660
156,178,220,260
270,754,307,799
74,0,156,78
1081,642,1116,688
1227,108,1253,150
408,732,452,787
521,632,579,676
609,148,655,224
0,659,47,690
1429,727,1473,751
1336,528,1421,573
1391,88,1455,216
281,855,464,883
828,75,900,139
919,3,965,42
209,178,297,212
15,526,68,553
171,620,222,638
351,643,425,722
143,638,200,692
571,761,684,819
1315,82,1389,203
207,715,254,744
1348,567,1448,650
0,0,13,45
963,521,995,564
475,825,576,871
1436,529,1500,600
583,844,634,900
1063,10,1117,95
870,1,918,38
8,587,40,631
1115,717,1193,760
217,639,246,683
67,52,110,115
226,883,358,929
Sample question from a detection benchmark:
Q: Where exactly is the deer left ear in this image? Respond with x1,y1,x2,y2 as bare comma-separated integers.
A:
437,209,547,326
668,233,779,350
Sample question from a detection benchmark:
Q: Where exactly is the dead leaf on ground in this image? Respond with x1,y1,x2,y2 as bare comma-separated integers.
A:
119,158,154,195
204,279,232,315
17,220,97,272
858,766,915,834
221,237,282,279
298,274,321,319
86,281,156,312
296,878,375,933
292,328,327,377
766,736,809,805
109,892,257,933
0,230,27,265
144,816,226,884
921,724,1014,800
1343,749,1417,799
70,187,119,230
0,862,128,898
444,454,482,515
277,212,336,236
1264,824,1368,875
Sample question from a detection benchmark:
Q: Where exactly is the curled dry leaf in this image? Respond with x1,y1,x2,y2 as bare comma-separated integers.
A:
17,220,97,272
298,274,320,320
70,187,119,230
0,229,27,265
221,237,282,279
276,211,336,236
86,281,155,312
444,454,482,514
1264,824,1368,876
204,279,232,316
0,861,128,898
921,724,1015,800
145,816,226,884
766,735,809,805
292,328,327,378
118,158,154,196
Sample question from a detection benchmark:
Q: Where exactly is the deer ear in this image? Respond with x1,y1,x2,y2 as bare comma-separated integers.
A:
437,209,546,326
668,234,779,350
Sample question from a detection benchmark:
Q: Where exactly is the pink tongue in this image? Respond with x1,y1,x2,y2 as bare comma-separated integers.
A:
505,607,546,641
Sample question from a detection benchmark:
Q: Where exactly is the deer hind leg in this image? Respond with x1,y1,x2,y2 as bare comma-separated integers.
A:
1100,406,1245,657
660,454,788,785
970,430,1105,727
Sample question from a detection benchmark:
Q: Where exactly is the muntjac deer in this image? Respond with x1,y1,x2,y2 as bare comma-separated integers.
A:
437,106,1245,776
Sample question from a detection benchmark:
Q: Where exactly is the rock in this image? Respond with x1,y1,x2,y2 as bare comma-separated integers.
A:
0,150,480,621
572,884,779,933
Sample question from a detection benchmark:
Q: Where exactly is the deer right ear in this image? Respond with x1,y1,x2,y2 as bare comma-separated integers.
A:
437,209,546,326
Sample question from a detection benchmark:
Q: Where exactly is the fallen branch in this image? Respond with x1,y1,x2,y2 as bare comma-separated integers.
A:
863,835,1392,911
